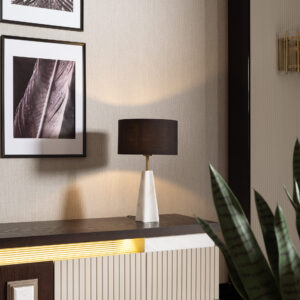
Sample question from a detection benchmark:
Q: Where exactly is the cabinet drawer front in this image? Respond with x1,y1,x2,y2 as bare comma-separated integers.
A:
55,247,219,300
0,262,54,300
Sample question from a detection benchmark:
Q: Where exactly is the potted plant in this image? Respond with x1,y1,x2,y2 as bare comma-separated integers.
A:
196,141,300,299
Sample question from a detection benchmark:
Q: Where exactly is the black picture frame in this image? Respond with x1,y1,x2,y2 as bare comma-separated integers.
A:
1,35,86,158
228,0,251,221
0,0,83,31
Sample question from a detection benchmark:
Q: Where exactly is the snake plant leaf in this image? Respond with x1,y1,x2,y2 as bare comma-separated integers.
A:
293,139,300,203
254,191,279,281
284,184,300,239
284,185,298,210
296,206,300,240
274,206,300,300
293,181,300,205
195,217,248,300
209,165,280,299
286,140,300,236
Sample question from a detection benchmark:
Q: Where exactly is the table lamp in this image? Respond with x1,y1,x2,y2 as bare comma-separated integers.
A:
118,119,178,223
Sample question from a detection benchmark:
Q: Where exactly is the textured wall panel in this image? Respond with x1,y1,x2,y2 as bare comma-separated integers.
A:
55,247,219,300
251,0,300,252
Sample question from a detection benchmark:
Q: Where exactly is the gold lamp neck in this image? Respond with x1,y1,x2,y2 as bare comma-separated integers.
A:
145,155,151,171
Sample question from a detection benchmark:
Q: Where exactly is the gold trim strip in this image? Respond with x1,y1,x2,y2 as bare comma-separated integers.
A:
278,35,281,70
297,30,300,72
285,31,289,74
0,238,145,266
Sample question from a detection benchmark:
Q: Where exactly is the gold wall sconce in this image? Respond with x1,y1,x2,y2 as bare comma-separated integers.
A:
278,31,300,73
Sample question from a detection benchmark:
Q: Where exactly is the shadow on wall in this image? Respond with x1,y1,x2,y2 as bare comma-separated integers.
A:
37,132,109,173
36,132,108,220
63,184,84,220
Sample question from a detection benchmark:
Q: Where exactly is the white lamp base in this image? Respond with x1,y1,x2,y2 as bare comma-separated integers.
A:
136,170,159,223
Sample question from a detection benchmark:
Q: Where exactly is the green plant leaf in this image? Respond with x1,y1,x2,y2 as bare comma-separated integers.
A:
296,207,300,240
274,206,300,300
195,217,249,300
285,184,300,239
293,181,300,206
254,191,279,281
284,185,298,210
293,139,300,197
289,139,300,238
209,165,280,299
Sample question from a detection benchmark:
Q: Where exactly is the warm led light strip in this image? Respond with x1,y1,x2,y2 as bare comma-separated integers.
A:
0,238,145,266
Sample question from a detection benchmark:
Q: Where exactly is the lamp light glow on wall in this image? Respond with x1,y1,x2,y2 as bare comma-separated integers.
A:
118,119,178,223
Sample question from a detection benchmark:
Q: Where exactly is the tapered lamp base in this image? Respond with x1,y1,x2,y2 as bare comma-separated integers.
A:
136,170,159,223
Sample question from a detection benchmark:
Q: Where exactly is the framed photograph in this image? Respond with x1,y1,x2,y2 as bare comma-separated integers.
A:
0,0,83,31
1,36,86,157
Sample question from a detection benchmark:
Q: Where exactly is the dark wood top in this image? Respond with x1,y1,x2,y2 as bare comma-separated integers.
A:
0,214,218,249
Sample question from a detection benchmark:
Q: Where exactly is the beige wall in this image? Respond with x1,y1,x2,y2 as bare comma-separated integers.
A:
251,0,300,251
0,0,228,281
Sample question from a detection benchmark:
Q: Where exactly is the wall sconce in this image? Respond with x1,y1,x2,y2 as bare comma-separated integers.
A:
278,31,300,73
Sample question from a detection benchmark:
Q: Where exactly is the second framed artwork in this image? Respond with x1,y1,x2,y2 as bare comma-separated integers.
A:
1,0,83,31
2,35,86,157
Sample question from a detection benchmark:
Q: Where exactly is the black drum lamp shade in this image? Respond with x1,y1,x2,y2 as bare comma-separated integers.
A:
118,119,178,155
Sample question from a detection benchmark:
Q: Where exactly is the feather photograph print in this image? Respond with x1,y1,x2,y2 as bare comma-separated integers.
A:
11,0,73,12
13,57,76,139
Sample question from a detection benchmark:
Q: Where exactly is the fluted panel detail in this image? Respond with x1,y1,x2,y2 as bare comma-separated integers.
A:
55,247,219,300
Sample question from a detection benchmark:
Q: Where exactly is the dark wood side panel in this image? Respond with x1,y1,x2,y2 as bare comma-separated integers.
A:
0,262,54,300
228,0,251,220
